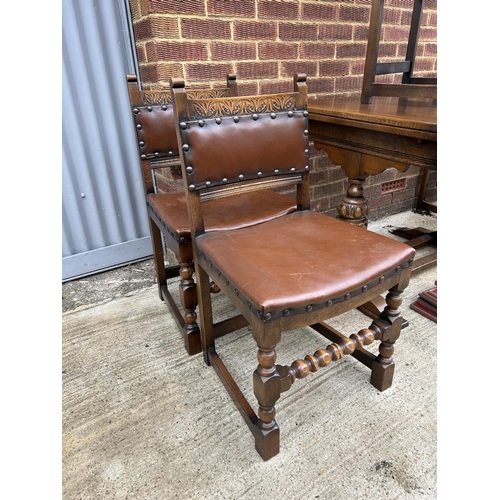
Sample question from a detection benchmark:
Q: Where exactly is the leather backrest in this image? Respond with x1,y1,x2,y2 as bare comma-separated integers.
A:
132,104,179,161
177,95,310,191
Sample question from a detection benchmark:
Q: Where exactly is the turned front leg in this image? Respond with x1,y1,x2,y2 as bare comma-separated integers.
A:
253,343,281,461
370,284,405,391
179,262,200,354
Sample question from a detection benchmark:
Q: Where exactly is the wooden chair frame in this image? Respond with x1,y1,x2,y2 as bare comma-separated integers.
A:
171,74,416,460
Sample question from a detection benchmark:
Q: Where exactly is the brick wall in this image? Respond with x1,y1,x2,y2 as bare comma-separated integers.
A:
128,0,437,220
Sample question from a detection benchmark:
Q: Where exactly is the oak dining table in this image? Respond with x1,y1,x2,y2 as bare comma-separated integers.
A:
308,95,437,319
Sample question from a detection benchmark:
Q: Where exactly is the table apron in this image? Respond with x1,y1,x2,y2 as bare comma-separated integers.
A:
309,120,437,170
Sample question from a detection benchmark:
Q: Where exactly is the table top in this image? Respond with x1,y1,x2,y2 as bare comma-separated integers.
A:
308,96,437,135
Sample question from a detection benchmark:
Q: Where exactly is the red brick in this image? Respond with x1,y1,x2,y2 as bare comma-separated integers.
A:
383,7,402,24
281,61,317,78
211,42,256,61
149,0,204,15
140,64,159,84
181,19,231,39
384,26,412,42
302,3,338,21
234,21,277,40
156,62,184,82
185,63,234,81
237,82,259,96
339,5,370,23
386,0,414,8
207,0,255,17
319,60,350,77
307,78,335,95
279,23,317,41
301,43,336,60
146,40,208,61
236,61,278,79
258,1,299,19
378,42,398,58
335,75,363,93
260,80,294,94
319,24,353,41
336,43,367,59
258,42,298,60
419,27,437,41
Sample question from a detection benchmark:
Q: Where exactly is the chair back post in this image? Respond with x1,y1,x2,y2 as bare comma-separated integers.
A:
170,77,206,240
227,73,238,97
294,73,310,211
127,74,156,194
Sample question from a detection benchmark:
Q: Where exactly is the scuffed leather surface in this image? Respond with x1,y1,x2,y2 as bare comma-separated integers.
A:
147,190,296,241
195,210,416,314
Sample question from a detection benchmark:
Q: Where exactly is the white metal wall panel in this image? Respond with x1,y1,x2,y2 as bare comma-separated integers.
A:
62,0,151,281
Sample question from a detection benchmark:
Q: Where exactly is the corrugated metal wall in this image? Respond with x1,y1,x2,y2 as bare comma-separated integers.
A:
62,0,152,282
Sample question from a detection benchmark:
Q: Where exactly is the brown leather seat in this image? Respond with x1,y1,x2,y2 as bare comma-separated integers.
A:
127,74,296,355
171,73,416,461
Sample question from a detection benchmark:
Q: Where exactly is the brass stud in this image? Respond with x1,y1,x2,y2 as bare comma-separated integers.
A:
291,167,296,173
139,141,145,147
180,122,187,130
274,169,279,174
344,293,351,300
186,166,193,174
154,152,159,157
306,305,313,312
379,275,385,282
288,111,294,117
168,150,173,155
396,266,401,273
247,302,252,309
304,129,309,136
233,116,239,123
283,309,291,316
362,285,368,292
305,165,309,171
257,171,263,178
141,154,146,160
270,113,277,119
133,108,139,114
409,257,414,264
216,117,222,124
305,149,309,156
303,111,309,117
206,181,211,188
136,124,142,130
252,113,258,120
238,174,244,181
198,120,204,127
182,144,189,151
147,106,153,111
161,104,167,110
264,312,272,321
188,184,196,191
326,300,333,307
222,177,228,184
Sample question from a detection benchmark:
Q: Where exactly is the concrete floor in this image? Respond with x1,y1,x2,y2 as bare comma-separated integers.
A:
62,210,439,499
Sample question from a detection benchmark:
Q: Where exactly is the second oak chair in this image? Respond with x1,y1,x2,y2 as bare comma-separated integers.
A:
127,74,296,355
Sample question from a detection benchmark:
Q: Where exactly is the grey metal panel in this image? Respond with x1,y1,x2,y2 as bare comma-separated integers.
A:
62,0,151,281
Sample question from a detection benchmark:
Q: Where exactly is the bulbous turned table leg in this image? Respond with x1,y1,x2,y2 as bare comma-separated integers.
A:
337,178,369,228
